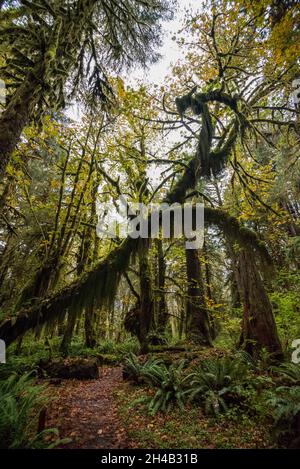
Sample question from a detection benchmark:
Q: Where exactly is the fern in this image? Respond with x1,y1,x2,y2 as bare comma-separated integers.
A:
123,353,144,384
185,357,253,416
266,385,300,437
131,359,189,415
0,373,61,449
271,363,300,386
122,353,165,384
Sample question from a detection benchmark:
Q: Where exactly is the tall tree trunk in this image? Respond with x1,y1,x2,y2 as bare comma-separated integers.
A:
138,239,153,354
155,238,168,334
60,311,76,356
85,302,96,348
185,247,212,346
0,68,41,180
203,242,218,339
0,0,98,182
229,270,241,308
236,249,283,359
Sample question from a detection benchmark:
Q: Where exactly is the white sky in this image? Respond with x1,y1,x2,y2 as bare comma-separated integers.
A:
68,1,200,118
128,0,198,85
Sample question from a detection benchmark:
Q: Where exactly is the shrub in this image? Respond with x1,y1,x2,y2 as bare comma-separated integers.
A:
266,385,300,441
0,373,61,449
140,360,189,415
271,363,300,386
185,357,254,416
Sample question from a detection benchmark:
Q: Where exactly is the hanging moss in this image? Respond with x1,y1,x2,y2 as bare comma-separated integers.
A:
0,237,137,346
0,88,260,345
204,207,273,267
165,103,213,203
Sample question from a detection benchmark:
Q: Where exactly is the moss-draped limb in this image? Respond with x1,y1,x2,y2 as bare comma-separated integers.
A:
0,89,267,346
165,119,240,204
0,206,271,346
0,237,137,346
203,207,273,266
165,103,213,204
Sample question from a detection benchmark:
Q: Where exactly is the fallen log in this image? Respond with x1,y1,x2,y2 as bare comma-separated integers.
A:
40,358,99,380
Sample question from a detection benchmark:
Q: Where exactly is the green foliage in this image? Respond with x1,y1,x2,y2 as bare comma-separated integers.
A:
271,363,300,386
125,354,276,417
0,373,59,449
266,386,300,437
117,381,274,449
185,357,255,416
236,348,281,373
139,360,189,415
68,337,139,362
122,353,166,385
123,353,146,384
270,270,300,349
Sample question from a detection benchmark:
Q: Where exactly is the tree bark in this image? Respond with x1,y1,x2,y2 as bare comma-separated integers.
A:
236,249,283,359
155,238,168,334
85,302,97,348
185,247,213,346
138,239,153,354
60,311,77,356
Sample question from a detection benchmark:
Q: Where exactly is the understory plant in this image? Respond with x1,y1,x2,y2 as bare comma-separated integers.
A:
185,357,253,416
136,360,189,415
0,373,61,449
266,385,300,441
271,363,300,386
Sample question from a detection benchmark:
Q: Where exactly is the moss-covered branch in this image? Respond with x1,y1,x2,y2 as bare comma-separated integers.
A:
0,206,271,346
0,237,137,346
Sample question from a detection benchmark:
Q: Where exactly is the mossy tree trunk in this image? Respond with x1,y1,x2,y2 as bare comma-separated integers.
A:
185,247,213,346
60,311,77,357
154,238,168,334
138,239,153,354
0,68,41,181
0,0,98,182
236,249,283,359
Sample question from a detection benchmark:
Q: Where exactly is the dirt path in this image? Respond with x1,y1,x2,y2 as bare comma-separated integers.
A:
46,366,128,449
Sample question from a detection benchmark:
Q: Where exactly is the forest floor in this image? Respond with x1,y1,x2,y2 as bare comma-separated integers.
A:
46,366,129,449
115,385,274,449
45,362,275,449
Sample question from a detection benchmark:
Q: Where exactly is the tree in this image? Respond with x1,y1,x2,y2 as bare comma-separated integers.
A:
235,248,283,359
185,246,212,346
0,0,172,180
0,0,298,359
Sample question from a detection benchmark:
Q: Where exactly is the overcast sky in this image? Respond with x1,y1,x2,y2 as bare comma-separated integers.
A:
68,1,199,119
128,0,197,86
